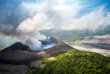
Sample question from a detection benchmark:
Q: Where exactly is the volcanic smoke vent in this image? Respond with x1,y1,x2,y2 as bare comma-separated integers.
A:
0,37,74,74
0,37,73,64
26,37,61,50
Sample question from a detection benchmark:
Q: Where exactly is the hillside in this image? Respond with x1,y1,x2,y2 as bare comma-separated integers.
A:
40,25,110,42
28,49,110,74
39,29,95,42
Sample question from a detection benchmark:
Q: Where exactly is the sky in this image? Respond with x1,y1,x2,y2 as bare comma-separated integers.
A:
0,0,110,33
0,0,110,47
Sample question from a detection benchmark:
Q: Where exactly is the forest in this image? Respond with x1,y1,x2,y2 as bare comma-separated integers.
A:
28,49,110,74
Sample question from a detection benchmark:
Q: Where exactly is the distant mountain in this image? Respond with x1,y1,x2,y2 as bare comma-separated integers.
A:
40,25,110,42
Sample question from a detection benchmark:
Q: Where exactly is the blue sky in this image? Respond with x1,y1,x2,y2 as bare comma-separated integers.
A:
81,0,110,15
0,0,110,14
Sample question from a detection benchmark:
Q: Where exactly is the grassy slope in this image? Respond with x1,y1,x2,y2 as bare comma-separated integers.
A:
0,48,3,50
28,49,110,74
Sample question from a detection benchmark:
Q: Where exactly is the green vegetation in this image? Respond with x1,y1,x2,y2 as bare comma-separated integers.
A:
28,49,110,74
0,48,3,50
75,40,82,45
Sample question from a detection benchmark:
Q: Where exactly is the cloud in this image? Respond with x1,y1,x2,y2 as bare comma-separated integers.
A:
66,7,105,30
1,0,110,36
17,0,110,31
0,34,20,47
19,2,38,16
17,13,48,32
0,0,110,48
17,0,82,30
0,0,109,37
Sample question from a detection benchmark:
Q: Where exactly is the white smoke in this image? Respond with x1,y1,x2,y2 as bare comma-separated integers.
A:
26,38,42,50
43,43,56,49
0,33,56,50
26,38,56,50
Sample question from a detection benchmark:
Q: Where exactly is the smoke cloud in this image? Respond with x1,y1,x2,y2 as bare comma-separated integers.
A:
26,37,56,50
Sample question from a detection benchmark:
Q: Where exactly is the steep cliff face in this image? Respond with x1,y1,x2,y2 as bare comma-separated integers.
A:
0,37,74,74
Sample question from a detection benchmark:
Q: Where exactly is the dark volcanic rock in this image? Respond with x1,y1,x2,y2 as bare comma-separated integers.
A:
0,63,28,74
0,42,44,65
2,42,28,51
0,50,42,65
37,42,74,57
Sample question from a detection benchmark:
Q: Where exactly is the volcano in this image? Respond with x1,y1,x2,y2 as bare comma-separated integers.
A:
0,37,74,74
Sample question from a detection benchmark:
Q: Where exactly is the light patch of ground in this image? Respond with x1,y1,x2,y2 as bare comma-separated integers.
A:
30,60,45,69
48,57,56,60
37,51,46,55
72,45,110,57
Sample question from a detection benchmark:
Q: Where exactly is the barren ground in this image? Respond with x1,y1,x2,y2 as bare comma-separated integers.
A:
72,44,110,57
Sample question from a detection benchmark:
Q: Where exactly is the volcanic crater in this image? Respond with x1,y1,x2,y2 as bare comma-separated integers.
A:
0,37,73,74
